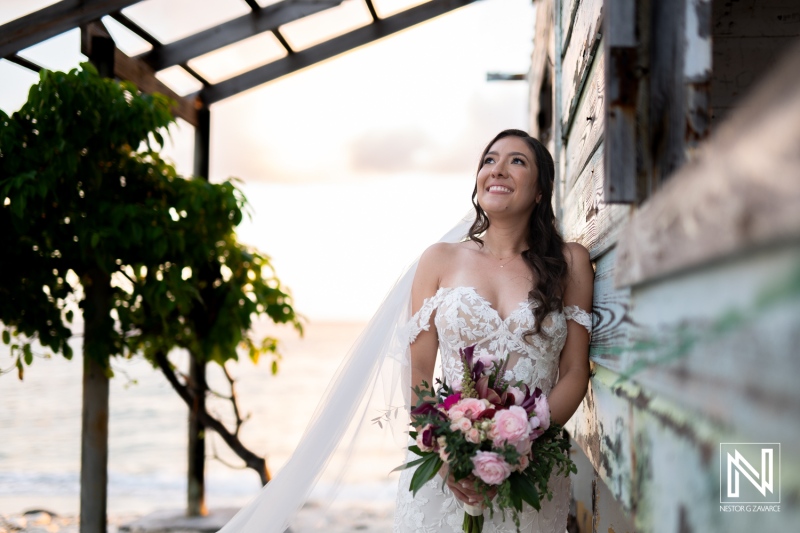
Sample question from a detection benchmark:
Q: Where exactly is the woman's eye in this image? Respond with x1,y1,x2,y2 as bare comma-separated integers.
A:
483,157,495,164
512,157,525,165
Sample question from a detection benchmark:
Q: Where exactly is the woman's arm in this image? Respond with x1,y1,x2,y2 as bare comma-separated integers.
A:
407,244,486,504
547,242,594,426
409,243,445,403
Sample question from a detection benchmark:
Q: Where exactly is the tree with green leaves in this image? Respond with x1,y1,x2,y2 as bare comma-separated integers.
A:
0,64,300,530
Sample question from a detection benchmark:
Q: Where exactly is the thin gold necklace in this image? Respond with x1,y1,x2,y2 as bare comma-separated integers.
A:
485,246,520,268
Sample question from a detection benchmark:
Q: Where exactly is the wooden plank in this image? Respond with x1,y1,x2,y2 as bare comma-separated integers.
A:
527,0,553,141
560,0,603,137
619,244,800,445
563,50,604,186
137,0,344,70
713,0,800,38
201,0,478,104
615,38,800,287
0,0,140,58
588,249,633,373
603,0,639,203
711,0,800,122
561,143,631,260
560,0,580,50
712,37,798,112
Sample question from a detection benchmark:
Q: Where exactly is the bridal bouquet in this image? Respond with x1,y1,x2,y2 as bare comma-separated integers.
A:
396,345,576,533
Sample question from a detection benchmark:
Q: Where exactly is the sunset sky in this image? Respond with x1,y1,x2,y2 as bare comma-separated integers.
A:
0,0,536,321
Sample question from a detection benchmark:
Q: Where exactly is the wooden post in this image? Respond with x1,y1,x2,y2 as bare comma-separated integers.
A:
79,32,115,533
187,356,208,516
79,269,112,533
187,103,210,517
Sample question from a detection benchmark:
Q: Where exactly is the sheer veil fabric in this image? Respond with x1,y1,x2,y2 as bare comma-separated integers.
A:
216,213,475,533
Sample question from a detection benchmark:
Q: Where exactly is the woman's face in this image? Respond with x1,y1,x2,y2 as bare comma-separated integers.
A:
476,136,541,219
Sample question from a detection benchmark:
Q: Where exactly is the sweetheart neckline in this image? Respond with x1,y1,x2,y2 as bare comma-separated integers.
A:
436,285,533,323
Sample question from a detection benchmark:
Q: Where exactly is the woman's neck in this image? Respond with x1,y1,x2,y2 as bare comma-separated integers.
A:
481,220,528,258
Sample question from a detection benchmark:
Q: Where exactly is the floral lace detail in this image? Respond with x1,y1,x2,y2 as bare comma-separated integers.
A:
394,286,586,532
564,305,593,339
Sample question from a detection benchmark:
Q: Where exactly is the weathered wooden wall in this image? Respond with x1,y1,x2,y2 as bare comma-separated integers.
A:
529,0,800,531
711,0,800,124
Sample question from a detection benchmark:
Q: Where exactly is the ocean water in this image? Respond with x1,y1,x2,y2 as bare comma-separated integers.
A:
0,321,403,516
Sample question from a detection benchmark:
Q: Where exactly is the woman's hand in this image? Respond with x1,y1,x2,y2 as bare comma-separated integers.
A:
439,465,497,505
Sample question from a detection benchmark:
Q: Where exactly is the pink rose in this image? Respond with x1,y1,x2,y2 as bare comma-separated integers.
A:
472,451,512,485
466,428,481,444
492,406,530,445
533,396,550,431
460,398,486,420
450,417,472,433
516,454,530,471
448,398,485,421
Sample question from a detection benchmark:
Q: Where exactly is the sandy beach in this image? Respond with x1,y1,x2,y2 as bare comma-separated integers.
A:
1,502,396,533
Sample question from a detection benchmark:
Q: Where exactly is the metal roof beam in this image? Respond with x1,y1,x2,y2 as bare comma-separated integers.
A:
201,0,478,104
137,0,343,71
0,0,142,58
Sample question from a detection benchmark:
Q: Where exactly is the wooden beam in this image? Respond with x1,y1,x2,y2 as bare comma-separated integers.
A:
0,0,141,58
83,21,199,126
114,48,199,126
202,0,479,104
137,0,343,70
108,11,161,47
6,54,44,72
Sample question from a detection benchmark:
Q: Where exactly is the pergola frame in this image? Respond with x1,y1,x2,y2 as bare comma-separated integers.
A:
1,0,478,120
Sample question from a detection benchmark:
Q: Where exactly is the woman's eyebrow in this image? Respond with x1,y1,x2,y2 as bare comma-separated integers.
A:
485,150,530,161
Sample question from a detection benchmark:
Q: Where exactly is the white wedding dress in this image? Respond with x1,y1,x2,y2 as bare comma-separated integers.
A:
392,286,592,533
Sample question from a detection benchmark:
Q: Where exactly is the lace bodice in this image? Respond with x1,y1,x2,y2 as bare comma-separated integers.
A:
401,286,592,395
393,286,592,533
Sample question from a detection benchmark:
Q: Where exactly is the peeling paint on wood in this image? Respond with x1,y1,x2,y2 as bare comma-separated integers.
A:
560,0,603,137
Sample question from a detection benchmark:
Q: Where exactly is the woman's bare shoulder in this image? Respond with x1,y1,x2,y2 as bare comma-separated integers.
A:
420,240,475,261
416,241,474,283
563,241,590,266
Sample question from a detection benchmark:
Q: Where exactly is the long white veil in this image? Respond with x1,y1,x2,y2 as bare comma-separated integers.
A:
217,213,474,532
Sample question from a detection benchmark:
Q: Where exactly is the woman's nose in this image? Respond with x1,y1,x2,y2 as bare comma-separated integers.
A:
492,160,507,177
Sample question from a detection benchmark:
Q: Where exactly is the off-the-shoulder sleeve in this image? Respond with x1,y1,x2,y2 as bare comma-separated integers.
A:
399,289,443,345
564,305,593,338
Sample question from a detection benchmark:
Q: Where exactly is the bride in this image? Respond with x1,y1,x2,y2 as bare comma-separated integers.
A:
217,129,593,533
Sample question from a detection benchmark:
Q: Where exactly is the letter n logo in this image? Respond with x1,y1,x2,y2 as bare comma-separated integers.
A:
720,443,780,504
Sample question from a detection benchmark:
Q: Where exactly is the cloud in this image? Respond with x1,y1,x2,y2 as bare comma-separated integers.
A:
348,128,432,173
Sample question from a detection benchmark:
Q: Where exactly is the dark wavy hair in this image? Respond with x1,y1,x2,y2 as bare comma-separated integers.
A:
468,129,568,335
